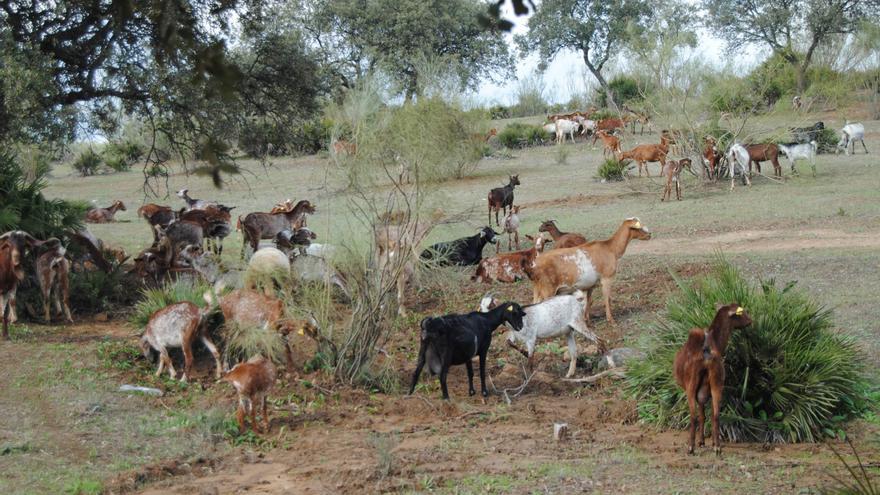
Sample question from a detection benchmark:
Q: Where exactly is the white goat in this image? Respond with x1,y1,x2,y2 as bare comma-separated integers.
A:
726,143,752,191
555,119,579,144
542,123,557,136
179,244,242,293
498,205,522,253
479,290,598,378
244,247,290,295
290,254,350,299
836,122,867,155
777,141,817,176
305,243,336,258
580,119,597,136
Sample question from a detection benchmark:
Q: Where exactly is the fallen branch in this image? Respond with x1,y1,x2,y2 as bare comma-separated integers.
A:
562,368,626,383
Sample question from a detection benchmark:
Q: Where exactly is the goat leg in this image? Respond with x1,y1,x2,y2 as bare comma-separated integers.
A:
408,350,426,395
478,352,489,398
261,395,270,433
1,299,9,340
465,360,476,396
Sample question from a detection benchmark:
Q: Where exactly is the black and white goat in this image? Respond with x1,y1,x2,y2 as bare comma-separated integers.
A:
777,141,817,176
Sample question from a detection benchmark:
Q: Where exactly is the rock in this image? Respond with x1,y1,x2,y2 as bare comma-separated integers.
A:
553,423,569,442
118,384,163,396
596,348,645,371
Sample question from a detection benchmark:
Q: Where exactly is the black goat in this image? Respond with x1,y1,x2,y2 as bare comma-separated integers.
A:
487,175,520,226
421,227,498,266
275,227,316,255
791,121,824,143
409,302,526,399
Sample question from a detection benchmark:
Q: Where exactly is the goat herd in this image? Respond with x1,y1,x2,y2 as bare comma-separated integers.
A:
0,114,869,454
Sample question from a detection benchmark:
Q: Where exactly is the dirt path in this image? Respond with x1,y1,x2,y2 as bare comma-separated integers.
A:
631,228,880,255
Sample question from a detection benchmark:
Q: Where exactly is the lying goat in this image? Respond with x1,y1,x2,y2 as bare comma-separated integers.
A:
408,302,526,399
479,291,598,378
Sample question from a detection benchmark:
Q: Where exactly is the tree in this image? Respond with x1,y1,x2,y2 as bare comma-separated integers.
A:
305,0,515,100
515,0,652,101
703,0,879,93
625,1,698,90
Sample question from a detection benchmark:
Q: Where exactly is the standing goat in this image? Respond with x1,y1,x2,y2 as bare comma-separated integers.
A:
777,141,817,176
85,200,126,223
139,301,223,381
221,355,277,433
36,239,73,323
1,231,49,339
538,220,587,249
836,122,867,155
176,189,215,210
660,158,693,202
487,175,520,227
725,143,752,191
673,303,752,455
240,200,316,259
499,205,522,253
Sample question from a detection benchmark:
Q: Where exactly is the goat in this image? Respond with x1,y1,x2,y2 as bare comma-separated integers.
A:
85,200,126,223
744,144,782,177
594,130,621,157
215,289,301,371
555,119,579,144
1,231,49,339
792,95,802,110
616,136,668,177
139,301,223,381
725,143,752,190
274,227,316,256
487,175,520,227
542,122,557,136
702,136,722,181
221,355,277,433
660,158,694,202
479,290,598,378
156,220,204,269
790,121,824,143
176,188,215,211
332,139,357,156
179,205,235,254
408,302,526,399
178,244,241,293
374,218,433,317
421,227,498,266
837,122,868,155
244,247,290,296
35,239,73,323
673,303,752,455
240,200,316,259
499,205,522,253
472,234,549,283
777,141,817,176
290,254,350,300
538,220,587,249
529,218,651,324
138,204,176,247
596,118,625,133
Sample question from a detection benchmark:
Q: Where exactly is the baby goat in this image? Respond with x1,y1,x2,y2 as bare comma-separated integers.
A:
498,205,522,253
673,303,752,455
221,355,277,433
660,158,693,202
139,302,223,382
479,291,598,378
409,302,526,399
36,239,73,323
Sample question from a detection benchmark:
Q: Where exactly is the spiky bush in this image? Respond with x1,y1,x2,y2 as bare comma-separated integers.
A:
129,279,212,329
497,123,551,148
596,158,629,181
222,321,286,366
71,149,103,176
626,258,874,443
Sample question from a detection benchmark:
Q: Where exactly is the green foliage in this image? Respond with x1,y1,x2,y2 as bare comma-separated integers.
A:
597,76,646,107
71,149,103,177
97,339,148,371
510,74,549,118
129,279,212,329
238,117,331,157
488,105,511,120
589,109,616,122
102,140,144,172
705,76,758,115
497,123,552,148
815,127,841,154
222,321,286,366
596,158,629,181
626,258,875,443
64,264,140,315
748,53,797,106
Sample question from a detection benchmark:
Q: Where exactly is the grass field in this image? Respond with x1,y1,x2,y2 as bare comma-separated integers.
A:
2,110,878,494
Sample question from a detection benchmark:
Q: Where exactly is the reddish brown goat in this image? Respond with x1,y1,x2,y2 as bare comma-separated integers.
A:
703,136,722,181
538,220,587,249
221,355,277,433
673,303,752,455
0,231,48,339
217,289,302,371
138,204,176,247
472,234,549,283
179,205,235,254
240,200,316,259
332,139,357,156
617,135,669,177
593,130,621,157
36,239,73,323
595,118,625,133
660,158,693,202
85,200,126,223
745,144,782,177
487,175,520,227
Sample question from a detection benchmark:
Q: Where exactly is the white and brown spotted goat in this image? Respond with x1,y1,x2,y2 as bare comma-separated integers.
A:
36,239,73,323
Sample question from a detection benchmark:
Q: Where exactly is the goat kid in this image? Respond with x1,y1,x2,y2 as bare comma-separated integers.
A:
36,239,73,323
499,205,522,253
538,220,587,249
660,158,694,202
221,355,277,433
139,301,223,381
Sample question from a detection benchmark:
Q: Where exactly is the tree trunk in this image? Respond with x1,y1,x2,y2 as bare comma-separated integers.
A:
796,61,808,94
584,56,618,112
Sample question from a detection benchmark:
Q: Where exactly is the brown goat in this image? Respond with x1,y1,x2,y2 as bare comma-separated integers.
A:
1,231,48,339
221,355,277,433
36,240,73,323
138,203,177,247
703,136,721,181
217,289,300,370
617,136,669,177
596,118,625,133
139,301,222,381
673,303,752,455
85,200,126,223
179,205,235,254
472,234,549,283
593,130,621,157
745,144,782,177
538,220,587,249
660,158,693,202
487,175,520,227
332,139,357,156
240,200,316,259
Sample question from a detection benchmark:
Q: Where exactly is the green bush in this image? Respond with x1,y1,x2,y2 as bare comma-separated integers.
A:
705,77,759,115
497,123,551,148
103,140,144,172
596,158,629,181
71,149,103,176
589,109,616,122
748,54,797,106
814,127,840,154
626,259,874,443
488,105,511,120
130,279,212,329
238,117,331,157
596,76,647,108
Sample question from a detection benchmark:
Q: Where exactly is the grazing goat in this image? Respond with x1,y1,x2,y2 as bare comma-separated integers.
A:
179,205,235,254
791,121,824,143
660,158,693,202
673,303,752,455
555,119,579,144
725,143,752,190
36,239,73,323
617,136,669,177
176,189,215,210
538,220,587,249
596,118,625,133
702,136,722,181
374,219,433,317
472,234,549,283
221,355,277,433
542,122,557,136
745,143,782,177
487,175,520,227
837,122,867,155
138,204,176,247
244,247,290,296
408,302,526,399
777,141,817,176
179,244,241,293
85,200,126,223
139,301,222,381
529,218,651,324
421,227,498,266
216,289,300,370
594,130,621,157
499,205,522,253
290,254,350,299
1,231,48,339
240,200,316,259
480,291,598,377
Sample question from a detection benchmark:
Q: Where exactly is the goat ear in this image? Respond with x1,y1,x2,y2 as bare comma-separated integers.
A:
714,302,725,311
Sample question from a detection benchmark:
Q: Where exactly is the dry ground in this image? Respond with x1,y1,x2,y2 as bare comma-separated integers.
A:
1,110,878,494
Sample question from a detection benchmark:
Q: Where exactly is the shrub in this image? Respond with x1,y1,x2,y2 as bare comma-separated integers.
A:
222,321,286,366
596,76,647,108
589,109,616,122
748,54,797,106
705,77,759,115
488,105,511,120
103,140,144,172
596,158,629,181
814,127,840,154
497,123,551,148
626,258,874,443
129,279,212,329
71,149,103,176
